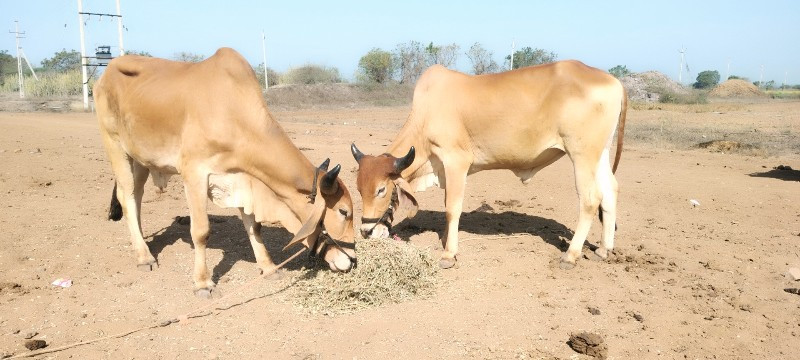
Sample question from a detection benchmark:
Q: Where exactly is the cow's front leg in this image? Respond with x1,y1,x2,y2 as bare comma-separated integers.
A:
183,174,216,298
239,209,281,279
440,164,468,269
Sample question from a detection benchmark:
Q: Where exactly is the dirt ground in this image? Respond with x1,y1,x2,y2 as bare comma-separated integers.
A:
1,101,799,359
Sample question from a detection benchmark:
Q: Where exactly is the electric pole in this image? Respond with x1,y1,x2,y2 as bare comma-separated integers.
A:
77,0,126,110
261,30,268,90
509,39,515,71
9,21,26,98
116,0,125,55
759,65,764,89
678,47,686,84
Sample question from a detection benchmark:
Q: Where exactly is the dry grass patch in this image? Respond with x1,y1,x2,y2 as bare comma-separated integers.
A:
292,237,439,315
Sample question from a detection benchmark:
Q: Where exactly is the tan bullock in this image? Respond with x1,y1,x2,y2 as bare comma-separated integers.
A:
351,61,626,269
94,48,356,297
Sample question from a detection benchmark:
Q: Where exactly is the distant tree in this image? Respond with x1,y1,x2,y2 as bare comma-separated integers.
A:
505,47,557,69
40,49,81,72
466,43,499,75
357,48,396,84
0,50,15,78
173,52,204,63
393,41,427,84
280,64,341,85
727,75,748,81
763,80,776,90
693,70,720,89
424,42,459,68
253,63,279,87
125,50,152,57
608,65,631,78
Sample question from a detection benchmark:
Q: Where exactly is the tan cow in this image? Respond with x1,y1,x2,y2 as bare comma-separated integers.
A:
351,61,626,269
94,48,356,297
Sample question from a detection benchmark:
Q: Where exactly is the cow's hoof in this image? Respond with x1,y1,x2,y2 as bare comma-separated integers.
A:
439,258,457,269
588,248,610,262
559,260,576,270
261,268,285,280
194,288,217,299
137,262,158,272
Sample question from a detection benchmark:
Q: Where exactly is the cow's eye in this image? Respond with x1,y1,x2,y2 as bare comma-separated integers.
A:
338,208,349,217
376,186,386,197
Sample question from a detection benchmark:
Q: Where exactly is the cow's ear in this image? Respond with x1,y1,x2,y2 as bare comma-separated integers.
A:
283,200,325,251
394,178,418,218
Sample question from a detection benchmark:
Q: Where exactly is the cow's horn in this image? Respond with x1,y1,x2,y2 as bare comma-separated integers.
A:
350,143,364,163
318,158,330,171
393,146,415,173
321,164,341,194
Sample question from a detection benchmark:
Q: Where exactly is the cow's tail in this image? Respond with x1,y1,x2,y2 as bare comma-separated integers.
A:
108,182,123,221
599,87,627,225
612,87,627,174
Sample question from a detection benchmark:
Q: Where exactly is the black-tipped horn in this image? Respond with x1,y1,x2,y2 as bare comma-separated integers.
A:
321,164,341,194
393,146,415,173
350,143,364,163
318,158,331,171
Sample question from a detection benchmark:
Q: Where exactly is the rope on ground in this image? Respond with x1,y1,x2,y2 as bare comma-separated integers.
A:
8,248,307,359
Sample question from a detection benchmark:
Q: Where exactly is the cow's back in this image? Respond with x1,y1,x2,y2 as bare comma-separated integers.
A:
411,61,623,169
94,48,267,172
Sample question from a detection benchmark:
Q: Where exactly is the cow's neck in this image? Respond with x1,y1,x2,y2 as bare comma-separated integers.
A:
237,114,319,216
386,111,429,182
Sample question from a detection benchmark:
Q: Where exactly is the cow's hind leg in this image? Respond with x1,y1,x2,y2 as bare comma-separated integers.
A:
183,171,216,298
591,148,618,261
102,135,157,270
239,209,281,279
561,157,603,270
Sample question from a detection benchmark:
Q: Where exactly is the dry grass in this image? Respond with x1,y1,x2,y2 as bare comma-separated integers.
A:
625,102,800,157
0,70,91,97
291,237,439,315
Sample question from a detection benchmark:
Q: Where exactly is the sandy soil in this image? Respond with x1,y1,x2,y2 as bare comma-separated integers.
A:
1,102,799,359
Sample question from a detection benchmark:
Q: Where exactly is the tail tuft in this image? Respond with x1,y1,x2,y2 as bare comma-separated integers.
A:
108,182,123,221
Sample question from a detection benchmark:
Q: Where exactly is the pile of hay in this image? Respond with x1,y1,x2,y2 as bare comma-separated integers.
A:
709,79,765,98
292,237,439,314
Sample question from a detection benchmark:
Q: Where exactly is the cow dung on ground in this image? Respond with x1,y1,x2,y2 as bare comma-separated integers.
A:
292,237,439,314
568,332,608,359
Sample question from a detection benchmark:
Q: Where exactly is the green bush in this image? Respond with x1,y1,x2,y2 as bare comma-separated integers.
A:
357,48,396,84
280,64,342,85
658,87,708,104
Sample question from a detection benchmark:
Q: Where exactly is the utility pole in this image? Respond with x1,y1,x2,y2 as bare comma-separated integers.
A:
726,59,731,81
78,0,90,110
261,30,268,90
783,71,787,90
678,47,686,84
509,39,515,71
759,64,764,89
9,21,26,98
116,0,125,55
77,0,125,111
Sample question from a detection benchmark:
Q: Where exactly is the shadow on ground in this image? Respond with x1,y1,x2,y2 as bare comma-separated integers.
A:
144,215,309,282
749,165,800,182
394,209,575,252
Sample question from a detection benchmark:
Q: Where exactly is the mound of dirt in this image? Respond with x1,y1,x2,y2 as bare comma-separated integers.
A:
620,71,689,102
697,140,757,153
265,83,413,110
709,80,765,98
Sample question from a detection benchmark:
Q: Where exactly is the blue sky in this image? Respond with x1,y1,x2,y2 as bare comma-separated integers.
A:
2,0,798,85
